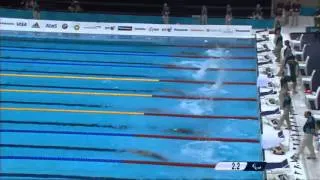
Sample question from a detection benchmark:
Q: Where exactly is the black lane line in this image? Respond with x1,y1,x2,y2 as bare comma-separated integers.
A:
0,144,125,153
1,47,256,59
1,57,257,72
0,173,135,180
1,56,165,66
0,37,255,49
0,101,111,108
0,120,128,129
0,83,155,93
0,68,153,78
0,45,157,54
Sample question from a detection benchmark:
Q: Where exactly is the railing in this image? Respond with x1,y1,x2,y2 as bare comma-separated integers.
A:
0,8,275,29
0,0,271,18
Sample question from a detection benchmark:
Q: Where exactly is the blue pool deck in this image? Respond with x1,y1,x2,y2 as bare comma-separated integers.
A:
0,27,263,179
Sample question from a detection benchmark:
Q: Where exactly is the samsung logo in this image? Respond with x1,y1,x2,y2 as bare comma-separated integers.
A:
118,26,132,31
236,29,250,32
0,22,14,25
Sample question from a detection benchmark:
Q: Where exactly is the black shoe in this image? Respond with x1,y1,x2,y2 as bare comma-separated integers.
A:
294,171,302,175
306,156,317,160
294,165,301,169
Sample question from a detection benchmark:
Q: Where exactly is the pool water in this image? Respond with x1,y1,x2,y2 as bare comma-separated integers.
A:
0,32,263,179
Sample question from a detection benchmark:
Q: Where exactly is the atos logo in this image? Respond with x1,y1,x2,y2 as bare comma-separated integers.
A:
16,22,27,26
46,24,57,28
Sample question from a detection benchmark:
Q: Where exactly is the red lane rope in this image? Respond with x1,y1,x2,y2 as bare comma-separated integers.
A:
0,129,260,143
172,55,256,59
152,95,257,101
0,156,217,168
136,134,260,143
144,113,258,120
160,79,256,85
223,82,257,85
123,160,217,168
164,66,256,72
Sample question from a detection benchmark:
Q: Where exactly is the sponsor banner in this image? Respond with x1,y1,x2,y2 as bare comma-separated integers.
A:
45,23,58,29
236,29,251,32
161,27,172,32
0,21,14,25
105,26,116,30
0,17,253,38
118,26,132,31
134,27,146,31
148,27,160,32
191,29,204,32
16,21,27,27
62,23,68,30
32,22,40,28
83,25,102,29
74,24,80,31
174,28,188,32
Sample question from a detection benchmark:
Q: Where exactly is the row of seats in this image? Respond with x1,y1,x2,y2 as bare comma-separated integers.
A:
290,32,320,110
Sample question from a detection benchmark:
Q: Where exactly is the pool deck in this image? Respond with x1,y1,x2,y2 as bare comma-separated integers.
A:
259,16,319,180
282,16,320,180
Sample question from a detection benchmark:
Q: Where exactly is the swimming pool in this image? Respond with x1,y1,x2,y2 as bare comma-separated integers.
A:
0,32,263,179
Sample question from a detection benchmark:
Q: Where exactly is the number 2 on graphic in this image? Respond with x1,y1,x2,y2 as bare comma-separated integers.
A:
232,162,240,170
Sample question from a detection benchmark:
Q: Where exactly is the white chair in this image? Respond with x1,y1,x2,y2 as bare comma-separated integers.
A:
306,86,320,110
293,44,307,61
302,70,316,90
290,33,304,50
299,56,310,75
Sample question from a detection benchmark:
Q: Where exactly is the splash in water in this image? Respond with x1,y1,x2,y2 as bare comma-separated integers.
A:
197,70,229,96
205,48,230,57
181,141,216,163
179,100,214,115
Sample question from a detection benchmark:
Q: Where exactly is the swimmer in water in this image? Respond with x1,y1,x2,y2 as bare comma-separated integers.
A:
127,150,168,161
181,51,198,56
169,128,195,135
159,88,186,96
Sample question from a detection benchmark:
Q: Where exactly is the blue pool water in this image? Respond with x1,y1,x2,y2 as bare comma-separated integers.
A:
0,31,263,179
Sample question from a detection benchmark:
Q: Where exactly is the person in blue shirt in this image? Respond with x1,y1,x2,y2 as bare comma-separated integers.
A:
292,111,317,160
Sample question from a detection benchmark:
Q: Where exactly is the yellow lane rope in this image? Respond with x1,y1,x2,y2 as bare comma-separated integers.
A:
0,107,144,115
0,89,152,97
0,73,159,82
